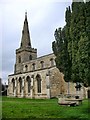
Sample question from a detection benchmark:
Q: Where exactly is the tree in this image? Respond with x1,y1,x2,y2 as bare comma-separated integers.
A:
52,1,90,97
70,2,84,83
52,28,64,72
52,6,72,83
85,1,90,86
65,6,72,82
52,27,72,94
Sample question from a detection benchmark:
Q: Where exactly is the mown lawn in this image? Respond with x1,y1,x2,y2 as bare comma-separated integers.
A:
1,96,89,119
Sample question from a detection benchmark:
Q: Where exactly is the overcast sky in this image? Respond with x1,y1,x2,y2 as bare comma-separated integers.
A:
0,0,72,84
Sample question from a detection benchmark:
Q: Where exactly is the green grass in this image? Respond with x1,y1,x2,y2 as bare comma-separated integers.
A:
2,96,89,119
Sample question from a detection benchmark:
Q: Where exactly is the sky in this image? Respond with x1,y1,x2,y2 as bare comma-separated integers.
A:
0,0,72,84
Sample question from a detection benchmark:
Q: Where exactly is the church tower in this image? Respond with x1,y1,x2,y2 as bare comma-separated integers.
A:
14,12,37,74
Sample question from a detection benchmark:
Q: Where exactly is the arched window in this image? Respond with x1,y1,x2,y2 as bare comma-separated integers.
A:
18,56,21,63
36,74,41,93
19,77,22,93
12,78,15,93
40,61,44,69
29,55,32,60
50,58,54,66
25,65,28,71
26,76,31,93
32,63,35,71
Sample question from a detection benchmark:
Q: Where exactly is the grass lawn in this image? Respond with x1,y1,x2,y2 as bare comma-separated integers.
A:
1,96,89,119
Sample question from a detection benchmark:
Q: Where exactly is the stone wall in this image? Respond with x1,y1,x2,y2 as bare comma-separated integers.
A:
8,53,88,99
22,53,56,72
64,82,88,99
8,64,66,99
49,67,66,98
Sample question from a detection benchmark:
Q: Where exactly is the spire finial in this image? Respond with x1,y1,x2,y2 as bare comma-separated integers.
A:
25,11,27,19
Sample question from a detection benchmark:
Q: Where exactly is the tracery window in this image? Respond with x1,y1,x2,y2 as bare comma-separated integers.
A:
40,61,44,69
29,55,32,60
26,76,31,93
19,77,22,93
12,78,15,93
32,63,35,71
50,58,54,66
36,74,41,93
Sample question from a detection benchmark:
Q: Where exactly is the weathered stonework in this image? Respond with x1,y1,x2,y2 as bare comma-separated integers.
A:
8,53,66,99
8,12,87,99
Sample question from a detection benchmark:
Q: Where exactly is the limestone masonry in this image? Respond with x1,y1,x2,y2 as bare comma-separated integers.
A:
8,12,87,99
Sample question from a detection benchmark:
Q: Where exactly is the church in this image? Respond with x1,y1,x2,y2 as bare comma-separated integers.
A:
7,13,87,99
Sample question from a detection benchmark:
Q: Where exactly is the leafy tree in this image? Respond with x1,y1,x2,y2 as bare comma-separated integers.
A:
85,1,90,86
52,27,71,83
52,28,64,73
65,6,72,82
52,1,90,91
78,35,88,85
52,6,72,84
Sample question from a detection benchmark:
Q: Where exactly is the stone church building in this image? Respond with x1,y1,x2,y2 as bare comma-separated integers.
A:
8,13,87,99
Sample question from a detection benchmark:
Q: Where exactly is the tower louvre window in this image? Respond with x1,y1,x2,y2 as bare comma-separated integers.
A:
25,65,28,71
29,55,32,60
18,56,21,63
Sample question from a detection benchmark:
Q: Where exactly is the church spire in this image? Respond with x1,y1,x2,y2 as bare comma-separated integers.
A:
25,11,27,20
20,12,31,48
